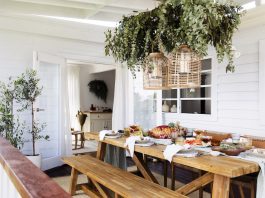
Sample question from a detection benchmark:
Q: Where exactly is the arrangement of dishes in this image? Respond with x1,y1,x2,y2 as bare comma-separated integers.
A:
119,124,258,157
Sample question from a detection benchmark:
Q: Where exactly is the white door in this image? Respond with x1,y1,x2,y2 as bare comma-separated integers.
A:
33,52,71,170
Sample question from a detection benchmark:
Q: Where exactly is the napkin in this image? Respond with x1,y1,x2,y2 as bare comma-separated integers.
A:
99,130,112,141
236,155,265,198
164,144,186,162
124,136,141,157
150,138,172,145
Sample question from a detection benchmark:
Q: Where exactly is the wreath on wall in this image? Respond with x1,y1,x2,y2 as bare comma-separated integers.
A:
88,80,108,103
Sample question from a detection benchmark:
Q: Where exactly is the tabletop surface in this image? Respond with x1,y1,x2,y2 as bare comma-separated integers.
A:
85,132,260,178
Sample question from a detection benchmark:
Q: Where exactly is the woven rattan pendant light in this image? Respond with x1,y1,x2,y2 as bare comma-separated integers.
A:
168,45,202,88
143,52,170,90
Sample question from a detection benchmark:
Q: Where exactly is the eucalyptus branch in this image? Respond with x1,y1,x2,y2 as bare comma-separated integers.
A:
105,0,243,73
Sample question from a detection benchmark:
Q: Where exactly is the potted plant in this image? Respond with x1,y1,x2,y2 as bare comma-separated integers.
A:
0,78,24,149
105,0,243,74
15,69,49,168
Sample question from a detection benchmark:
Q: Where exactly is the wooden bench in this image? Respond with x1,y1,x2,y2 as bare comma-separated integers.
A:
62,155,187,198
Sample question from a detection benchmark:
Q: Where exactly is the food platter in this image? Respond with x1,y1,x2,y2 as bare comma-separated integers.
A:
148,125,172,139
211,143,251,156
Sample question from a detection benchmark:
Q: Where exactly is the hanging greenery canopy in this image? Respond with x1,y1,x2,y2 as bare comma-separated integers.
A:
105,0,243,73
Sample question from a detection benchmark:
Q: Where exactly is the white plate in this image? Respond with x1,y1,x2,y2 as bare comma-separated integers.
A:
151,138,172,145
105,134,121,139
135,142,154,147
175,149,198,158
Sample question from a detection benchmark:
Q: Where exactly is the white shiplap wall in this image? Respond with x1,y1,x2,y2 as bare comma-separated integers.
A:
163,15,265,137
0,28,111,161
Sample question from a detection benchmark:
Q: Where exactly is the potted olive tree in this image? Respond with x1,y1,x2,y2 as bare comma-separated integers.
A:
15,69,49,168
0,78,24,149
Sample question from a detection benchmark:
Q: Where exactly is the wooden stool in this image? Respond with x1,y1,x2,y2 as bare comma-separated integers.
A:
71,131,85,150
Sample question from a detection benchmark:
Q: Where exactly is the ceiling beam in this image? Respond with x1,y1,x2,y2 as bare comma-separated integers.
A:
7,0,134,20
0,0,112,20
13,0,156,11
12,0,107,11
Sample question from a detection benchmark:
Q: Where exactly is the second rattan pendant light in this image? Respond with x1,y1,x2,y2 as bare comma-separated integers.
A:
168,45,202,89
143,52,169,90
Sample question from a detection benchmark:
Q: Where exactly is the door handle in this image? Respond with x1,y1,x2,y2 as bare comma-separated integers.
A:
36,108,45,112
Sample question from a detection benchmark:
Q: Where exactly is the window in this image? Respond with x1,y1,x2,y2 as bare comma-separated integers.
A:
133,72,158,129
162,58,212,115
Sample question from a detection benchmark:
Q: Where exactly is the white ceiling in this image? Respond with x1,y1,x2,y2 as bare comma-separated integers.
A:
0,0,257,24
0,0,157,22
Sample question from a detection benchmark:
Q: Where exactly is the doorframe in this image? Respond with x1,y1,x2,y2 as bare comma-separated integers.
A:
33,51,69,170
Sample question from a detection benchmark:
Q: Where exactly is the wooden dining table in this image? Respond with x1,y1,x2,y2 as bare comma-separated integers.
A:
85,132,260,198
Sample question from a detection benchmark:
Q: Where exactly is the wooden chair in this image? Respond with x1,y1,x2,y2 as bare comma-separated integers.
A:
62,155,188,198
201,130,232,142
229,136,265,198
194,131,262,198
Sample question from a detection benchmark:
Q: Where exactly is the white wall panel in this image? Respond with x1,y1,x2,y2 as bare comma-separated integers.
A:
163,17,265,137
0,28,113,161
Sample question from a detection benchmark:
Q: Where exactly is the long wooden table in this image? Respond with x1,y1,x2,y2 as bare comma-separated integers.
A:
85,132,260,198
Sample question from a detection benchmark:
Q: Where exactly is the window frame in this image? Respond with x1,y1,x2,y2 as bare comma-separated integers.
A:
160,53,217,122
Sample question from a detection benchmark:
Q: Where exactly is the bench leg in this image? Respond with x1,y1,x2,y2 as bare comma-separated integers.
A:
115,193,123,198
69,168,79,196
81,184,101,198
90,179,109,198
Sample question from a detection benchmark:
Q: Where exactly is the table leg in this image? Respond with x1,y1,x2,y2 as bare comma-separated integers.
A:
163,160,168,187
132,152,159,184
171,163,176,190
212,174,230,198
96,142,107,160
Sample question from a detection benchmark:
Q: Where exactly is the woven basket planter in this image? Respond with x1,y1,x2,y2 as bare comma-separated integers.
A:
168,45,202,88
143,52,170,90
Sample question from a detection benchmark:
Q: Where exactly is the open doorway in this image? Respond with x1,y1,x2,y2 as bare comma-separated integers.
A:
67,60,116,154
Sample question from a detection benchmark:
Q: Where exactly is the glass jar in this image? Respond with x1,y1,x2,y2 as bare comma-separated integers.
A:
176,135,185,145
171,130,178,144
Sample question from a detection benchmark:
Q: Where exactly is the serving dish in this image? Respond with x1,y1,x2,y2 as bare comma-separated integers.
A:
212,143,251,156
